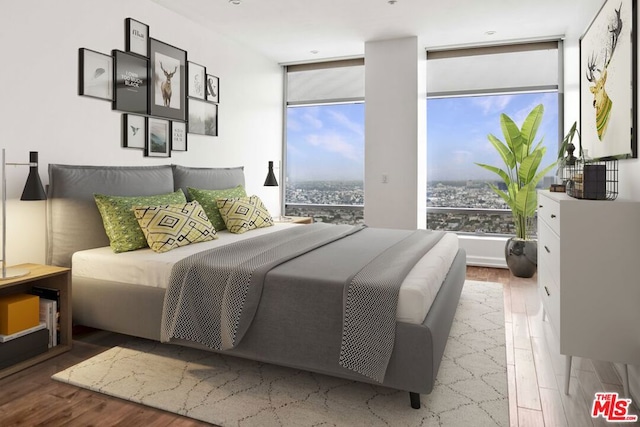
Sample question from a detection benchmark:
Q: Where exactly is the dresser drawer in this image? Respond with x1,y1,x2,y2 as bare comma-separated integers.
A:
538,221,560,281
537,193,560,235
538,262,560,336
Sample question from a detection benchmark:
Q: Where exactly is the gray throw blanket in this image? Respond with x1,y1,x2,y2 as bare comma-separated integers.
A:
161,223,444,383
161,223,364,350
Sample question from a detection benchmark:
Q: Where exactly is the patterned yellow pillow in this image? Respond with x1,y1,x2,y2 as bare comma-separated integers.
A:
133,201,218,253
216,195,274,234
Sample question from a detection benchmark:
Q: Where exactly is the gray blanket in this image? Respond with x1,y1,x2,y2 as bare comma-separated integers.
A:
161,223,445,382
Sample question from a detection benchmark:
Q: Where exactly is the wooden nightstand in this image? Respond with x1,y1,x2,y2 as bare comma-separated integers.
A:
0,264,71,379
275,216,313,224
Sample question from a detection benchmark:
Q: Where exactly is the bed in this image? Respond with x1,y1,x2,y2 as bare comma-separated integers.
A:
46,163,466,409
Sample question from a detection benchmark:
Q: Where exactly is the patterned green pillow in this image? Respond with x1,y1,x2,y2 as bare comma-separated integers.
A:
187,185,246,231
94,190,187,253
133,201,218,253
216,195,274,234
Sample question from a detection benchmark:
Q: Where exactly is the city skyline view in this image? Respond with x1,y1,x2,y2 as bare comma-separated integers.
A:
286,92,559,185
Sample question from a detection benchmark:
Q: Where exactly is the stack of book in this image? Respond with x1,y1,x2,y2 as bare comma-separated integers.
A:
30,286,60,348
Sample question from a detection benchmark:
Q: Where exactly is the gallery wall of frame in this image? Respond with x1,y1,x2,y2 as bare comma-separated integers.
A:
78,17,220,158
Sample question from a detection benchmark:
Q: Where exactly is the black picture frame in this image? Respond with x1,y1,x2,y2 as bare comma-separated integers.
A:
146,117,171,157
188,98,218,136
122,114,146,149
206,74,219,103
112,50,148,114
125,18,149,57
171,121,187,151
149,38,186,120
580,0,637,159
78,48,113,101
188,62,206,99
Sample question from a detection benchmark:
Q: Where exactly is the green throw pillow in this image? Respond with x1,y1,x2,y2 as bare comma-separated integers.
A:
187,185,246,231
94,189,187,253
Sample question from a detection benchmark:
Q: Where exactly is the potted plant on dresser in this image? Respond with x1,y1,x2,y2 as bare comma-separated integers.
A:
475,104,557,278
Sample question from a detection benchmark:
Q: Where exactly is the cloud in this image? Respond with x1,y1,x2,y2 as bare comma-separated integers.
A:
306,133,361,161
472,95,514,114
327,110,364,137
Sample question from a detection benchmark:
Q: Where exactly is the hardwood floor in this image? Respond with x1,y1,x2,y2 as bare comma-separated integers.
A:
0,266,636,426
466,266,639,427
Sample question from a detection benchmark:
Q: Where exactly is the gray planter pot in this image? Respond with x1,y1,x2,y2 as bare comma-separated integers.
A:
505,237,537,278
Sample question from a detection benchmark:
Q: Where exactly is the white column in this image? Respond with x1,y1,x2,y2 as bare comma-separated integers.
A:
364,36,426,229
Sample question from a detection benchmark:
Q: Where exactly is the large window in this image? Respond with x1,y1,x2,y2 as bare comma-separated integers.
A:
284,60,365,224
426,42,562,235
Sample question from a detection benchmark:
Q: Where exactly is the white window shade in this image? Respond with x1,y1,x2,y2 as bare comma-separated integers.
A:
427,42,558,96
287,59,364,105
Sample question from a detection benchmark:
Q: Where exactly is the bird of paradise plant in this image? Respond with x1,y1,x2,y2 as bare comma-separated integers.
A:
475,104,557,240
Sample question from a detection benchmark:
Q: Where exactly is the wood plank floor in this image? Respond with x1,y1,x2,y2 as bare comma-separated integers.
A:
0,266,636,426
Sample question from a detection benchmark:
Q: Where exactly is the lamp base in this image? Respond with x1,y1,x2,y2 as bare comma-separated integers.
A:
0,267,30,280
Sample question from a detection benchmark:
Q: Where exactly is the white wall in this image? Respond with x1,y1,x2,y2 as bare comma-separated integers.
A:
364,36,426,229
0,0,283,266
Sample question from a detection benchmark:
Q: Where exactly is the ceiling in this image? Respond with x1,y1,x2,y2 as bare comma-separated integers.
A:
151,0,605,64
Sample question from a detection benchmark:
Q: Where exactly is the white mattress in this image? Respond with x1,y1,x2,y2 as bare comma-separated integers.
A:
72,224,459,324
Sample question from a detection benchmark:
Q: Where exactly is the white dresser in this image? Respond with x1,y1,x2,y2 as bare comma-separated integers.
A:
537,190,640,395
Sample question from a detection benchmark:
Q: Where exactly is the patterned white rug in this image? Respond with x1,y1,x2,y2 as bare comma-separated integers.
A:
53,280,507,426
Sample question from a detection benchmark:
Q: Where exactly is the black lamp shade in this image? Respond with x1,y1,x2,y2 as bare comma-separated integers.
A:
20,152,46,201
264,161,278,186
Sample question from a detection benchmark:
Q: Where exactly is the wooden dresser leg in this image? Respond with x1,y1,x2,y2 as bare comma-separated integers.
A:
409,392,421,409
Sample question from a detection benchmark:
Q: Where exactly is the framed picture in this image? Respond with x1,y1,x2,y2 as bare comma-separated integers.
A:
125,18,149,57
580,0,637,159
206,74,219,103
122,114,146,149
112,50,148,114
171,121,187,151
188,98,218,136
149,38,186,120
188,62,206,99
146,117,171,157
78,48,113,100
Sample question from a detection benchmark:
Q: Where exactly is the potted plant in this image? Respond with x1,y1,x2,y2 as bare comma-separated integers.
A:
475,104,557,278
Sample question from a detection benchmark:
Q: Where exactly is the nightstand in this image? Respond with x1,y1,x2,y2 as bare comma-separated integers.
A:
0,264,71,379
275,216,313,224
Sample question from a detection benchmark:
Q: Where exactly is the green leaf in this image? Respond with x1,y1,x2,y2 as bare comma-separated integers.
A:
521,104,544,148
488,183,515,211
487,134,515,170
500,114,523,157
518,148,545,184
475,162,510,184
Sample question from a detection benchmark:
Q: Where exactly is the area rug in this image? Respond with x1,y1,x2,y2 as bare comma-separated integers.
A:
53,280,507,426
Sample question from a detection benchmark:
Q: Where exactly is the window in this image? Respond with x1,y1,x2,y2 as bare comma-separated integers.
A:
284,60,365,224
426,42,562,235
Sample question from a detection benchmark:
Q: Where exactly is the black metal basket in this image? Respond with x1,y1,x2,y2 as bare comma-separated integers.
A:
563,159,618,200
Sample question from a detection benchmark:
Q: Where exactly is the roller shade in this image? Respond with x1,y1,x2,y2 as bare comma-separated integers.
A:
427,41,559,97
287,59,365,105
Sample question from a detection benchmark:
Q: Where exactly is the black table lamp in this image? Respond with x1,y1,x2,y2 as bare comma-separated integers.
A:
1,150,47,279
264,161,278,186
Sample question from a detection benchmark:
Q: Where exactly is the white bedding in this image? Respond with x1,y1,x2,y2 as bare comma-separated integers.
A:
72,224,459,324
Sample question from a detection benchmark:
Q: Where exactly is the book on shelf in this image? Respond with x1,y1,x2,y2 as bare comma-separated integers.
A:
30,286,60,346
0,322,46,343
39,299,56,348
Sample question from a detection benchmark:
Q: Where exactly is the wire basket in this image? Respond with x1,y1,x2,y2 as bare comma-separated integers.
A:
563,159,618,200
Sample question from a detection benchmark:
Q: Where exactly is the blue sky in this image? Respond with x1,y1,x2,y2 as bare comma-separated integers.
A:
286,92,559,182
427,92,559,181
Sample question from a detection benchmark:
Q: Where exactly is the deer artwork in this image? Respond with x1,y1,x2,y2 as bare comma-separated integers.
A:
585,4,623,141
159,62,177,107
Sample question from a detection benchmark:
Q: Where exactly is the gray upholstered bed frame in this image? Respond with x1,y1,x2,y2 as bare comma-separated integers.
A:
46,164,466,409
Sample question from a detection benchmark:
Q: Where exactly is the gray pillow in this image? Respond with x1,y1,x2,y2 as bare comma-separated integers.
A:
172,165,245,200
